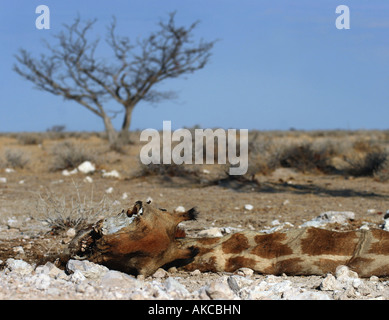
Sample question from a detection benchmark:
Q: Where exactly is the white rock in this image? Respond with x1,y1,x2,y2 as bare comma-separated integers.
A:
105,187,114,194
228,275,253,290
0,177,7,183
271,219,280,226
301,211,355,228
205,281,235,300
261,222,294,234
34,273,51,290
335,265,359,281
152,268,168,278
70,270,87,283
6,259,34,275
102,170,120,179
320,274,342,291
66,259,109,281
174,206,186,213
164,277,190,298
196,287,211,300
62,169,78,176
284,290,332,300
121,192,128,200
244,204,254,211
77,161,95,174
352,278,363,289
100,270,141,289
7,217,20,229
220,226,243,234
190,269,201,276
83,176,93,183
146,281,171,299
35,262,63,278
234,267,254,277
13,246,25,255
198,227,223,238
66,228,76,238
18,180,25,184
382,219,389,232
47,287,61,296
244,280,294,300
5,168,15,173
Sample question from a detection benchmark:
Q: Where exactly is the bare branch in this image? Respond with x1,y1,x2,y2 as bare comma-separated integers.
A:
13,12,216,143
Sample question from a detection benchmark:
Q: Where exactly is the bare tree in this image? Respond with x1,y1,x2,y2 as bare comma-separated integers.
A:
14,12,216,145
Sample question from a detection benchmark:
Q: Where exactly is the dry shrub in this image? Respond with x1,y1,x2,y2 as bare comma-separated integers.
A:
345,151,388,177
4,149,30,168
277,143,336,173
17,133,43,145
248,138,337,174
139,163,199,178
50,141,97,171
36,185,118,231
374,158,389,181
246,136,280,175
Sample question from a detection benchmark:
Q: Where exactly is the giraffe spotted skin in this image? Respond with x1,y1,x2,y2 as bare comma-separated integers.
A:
66,201,389,277
178,227,389,277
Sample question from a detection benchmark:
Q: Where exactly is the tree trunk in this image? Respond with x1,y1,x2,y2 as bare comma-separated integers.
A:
102,114,118,145
118,105,135,144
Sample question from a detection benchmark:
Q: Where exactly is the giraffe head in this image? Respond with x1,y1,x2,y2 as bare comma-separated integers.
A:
68,200,199,276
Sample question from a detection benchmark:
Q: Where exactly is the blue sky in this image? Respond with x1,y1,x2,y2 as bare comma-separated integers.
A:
1,0,389,132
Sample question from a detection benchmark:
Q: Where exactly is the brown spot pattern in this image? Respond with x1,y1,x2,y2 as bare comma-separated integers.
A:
370,265,389,277
347,257,374,276
313,258,347,274
222,233,250,254
224,256,257,272
263,258,303,275
251,233,292,258
195,237,221,245
196,246,214,256
369,229,389,255
184,256,218,272
301,228,358,256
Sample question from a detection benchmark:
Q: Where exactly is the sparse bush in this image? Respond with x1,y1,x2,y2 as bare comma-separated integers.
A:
4,149,29,168
36,185,118,231
345,151,388,177
47,125,66,133
109,141,126,154
50,141,97,171
277,143,335,173
139,163,199,177
246,136,280,175
374,158,389,182
17,133,43,145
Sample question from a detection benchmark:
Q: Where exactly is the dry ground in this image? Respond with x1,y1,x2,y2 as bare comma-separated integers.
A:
0,131,388,272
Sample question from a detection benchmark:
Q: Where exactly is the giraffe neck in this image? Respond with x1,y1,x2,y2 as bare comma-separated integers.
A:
177,227,389,277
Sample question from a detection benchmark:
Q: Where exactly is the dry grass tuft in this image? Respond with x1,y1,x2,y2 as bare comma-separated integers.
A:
35,183,117,231
3,149,30,169
50,141,98,171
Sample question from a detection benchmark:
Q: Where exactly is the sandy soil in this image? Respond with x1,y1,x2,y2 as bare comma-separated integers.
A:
0,133,388,299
